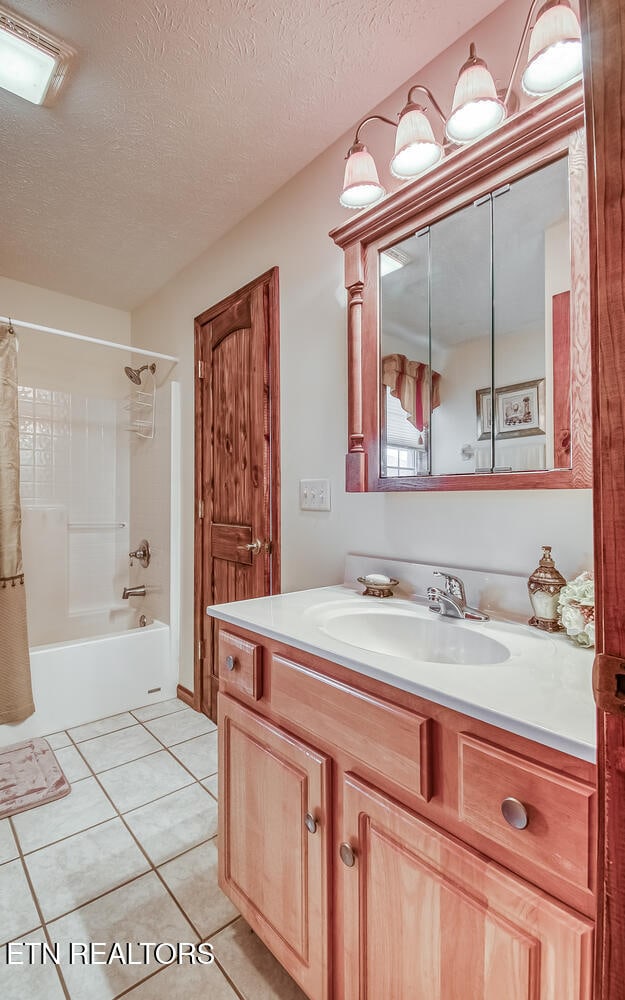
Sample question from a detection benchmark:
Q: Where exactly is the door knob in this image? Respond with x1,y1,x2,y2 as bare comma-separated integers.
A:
245,539,263,555
339,842,356,867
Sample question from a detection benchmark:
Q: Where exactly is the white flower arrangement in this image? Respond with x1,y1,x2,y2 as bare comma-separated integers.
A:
557,571,595,647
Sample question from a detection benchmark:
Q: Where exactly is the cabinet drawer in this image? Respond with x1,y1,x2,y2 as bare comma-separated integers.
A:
218,630,262,700
458,734,595,892
270,655,432,801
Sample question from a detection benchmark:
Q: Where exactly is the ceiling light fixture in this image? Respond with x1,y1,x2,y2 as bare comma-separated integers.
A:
339,0,583,209
0,7,74,106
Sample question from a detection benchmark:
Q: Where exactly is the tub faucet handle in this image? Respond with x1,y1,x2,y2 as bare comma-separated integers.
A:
128,539,151,568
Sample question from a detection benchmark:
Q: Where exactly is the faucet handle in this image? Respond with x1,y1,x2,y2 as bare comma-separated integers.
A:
128,540,150,568
433,570,466,602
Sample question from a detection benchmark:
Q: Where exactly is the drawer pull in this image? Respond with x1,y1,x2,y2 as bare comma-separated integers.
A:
340,842,356,867
304,812,317,834
225,654,236,672
501,796,529,830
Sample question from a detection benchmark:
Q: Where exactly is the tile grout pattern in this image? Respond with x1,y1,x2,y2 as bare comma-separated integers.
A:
0,698,305,1000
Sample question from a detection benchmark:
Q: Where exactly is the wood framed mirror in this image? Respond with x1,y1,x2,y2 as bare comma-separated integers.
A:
330,84,591,493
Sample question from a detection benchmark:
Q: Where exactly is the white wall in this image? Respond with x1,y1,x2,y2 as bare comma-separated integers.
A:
131,0,593,691
0,274,131,345
128,380,173,630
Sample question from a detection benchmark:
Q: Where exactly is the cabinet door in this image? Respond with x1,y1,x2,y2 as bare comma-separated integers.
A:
340,773,593,1000
219,694,331,1000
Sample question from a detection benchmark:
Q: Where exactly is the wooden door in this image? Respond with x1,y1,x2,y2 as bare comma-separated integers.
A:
195,269,280,719
339,773,593,1000
219,694,331,1000
580,2,625,997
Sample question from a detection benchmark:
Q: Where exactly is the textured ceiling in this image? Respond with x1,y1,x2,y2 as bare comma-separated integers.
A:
0,0,503,310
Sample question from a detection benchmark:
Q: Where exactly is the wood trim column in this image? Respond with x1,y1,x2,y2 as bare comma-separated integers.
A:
344,244,366,491
580,0,625,996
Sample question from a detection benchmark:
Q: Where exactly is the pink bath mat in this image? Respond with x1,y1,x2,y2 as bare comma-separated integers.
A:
0,738,70,820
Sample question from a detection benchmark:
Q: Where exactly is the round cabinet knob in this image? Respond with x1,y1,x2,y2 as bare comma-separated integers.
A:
501,796,529,830
339,842,356,867
225,655,236,672
304,813,317,834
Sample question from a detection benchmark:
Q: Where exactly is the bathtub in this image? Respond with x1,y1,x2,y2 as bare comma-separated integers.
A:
0,611,176,747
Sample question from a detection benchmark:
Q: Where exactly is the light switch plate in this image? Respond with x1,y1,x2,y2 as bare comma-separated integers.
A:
299,478,331,511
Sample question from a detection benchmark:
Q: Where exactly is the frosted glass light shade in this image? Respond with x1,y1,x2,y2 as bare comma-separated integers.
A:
446,45,506,144
340,143,385,209
390,104,443,178
522,1,583,96
0,23,57,104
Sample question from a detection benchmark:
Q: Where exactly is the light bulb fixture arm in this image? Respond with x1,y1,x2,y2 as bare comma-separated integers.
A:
352,114,397,146
405,85,447,124
503,0,546,107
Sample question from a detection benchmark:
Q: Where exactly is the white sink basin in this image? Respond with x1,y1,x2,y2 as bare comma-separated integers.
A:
316,605,510,665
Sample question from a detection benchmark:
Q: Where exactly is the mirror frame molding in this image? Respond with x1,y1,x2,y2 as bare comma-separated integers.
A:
330,83,591,492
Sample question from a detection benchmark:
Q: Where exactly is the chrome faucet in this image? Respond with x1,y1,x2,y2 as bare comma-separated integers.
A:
122,585,146,600
427,571,489,621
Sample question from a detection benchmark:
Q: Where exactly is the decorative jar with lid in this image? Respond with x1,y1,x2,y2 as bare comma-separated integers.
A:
528,545,566,632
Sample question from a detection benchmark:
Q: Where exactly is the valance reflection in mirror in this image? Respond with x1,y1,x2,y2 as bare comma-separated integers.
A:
379,154,571,478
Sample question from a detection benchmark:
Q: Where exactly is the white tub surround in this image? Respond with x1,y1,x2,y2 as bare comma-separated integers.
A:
0,620,175,747
207,556,595,762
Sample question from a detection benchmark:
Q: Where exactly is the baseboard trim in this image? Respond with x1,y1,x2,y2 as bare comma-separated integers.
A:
177,684,200,711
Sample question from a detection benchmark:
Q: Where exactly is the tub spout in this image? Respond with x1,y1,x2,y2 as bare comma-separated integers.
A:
122,585,146,600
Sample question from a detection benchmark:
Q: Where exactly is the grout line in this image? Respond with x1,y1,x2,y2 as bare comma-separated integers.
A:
69,721,141,745
109,777,197,816
214,956,247,1000
112,962,170,998
111,915,246,1000
43,871,150,928
145,726,217,749
130,719,218,787
0,918,41,950
119,772,218,818
130,703,188,723
20,811,116,858
8,816,72,1000
155,832,218,870
208,918,248,1000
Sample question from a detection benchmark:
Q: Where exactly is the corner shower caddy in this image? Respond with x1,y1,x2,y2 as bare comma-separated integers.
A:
124,368,156,439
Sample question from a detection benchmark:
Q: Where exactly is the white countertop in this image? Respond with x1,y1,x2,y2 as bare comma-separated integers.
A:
207,584,596,762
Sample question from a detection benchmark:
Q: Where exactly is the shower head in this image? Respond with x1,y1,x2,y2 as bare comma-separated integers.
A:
124,363,156,385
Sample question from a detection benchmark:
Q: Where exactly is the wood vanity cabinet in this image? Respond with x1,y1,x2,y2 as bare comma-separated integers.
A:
217,624,596,1000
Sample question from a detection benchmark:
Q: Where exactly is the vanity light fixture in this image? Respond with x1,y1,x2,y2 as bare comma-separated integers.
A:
445,44,505,144
339,0,583,208
340,133,387,210
521,0,583,96
390,91,444,178
0,7,74,106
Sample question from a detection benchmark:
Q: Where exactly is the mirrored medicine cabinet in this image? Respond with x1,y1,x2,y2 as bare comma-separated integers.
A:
330,85,591,493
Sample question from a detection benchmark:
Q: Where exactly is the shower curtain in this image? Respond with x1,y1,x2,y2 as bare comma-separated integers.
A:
0,324,34,724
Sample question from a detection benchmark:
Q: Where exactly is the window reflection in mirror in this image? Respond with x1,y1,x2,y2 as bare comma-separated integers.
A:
379,230,431,477
379,155,571,478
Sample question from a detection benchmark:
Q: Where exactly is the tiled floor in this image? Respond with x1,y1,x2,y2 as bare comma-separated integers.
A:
0,699,306,1000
